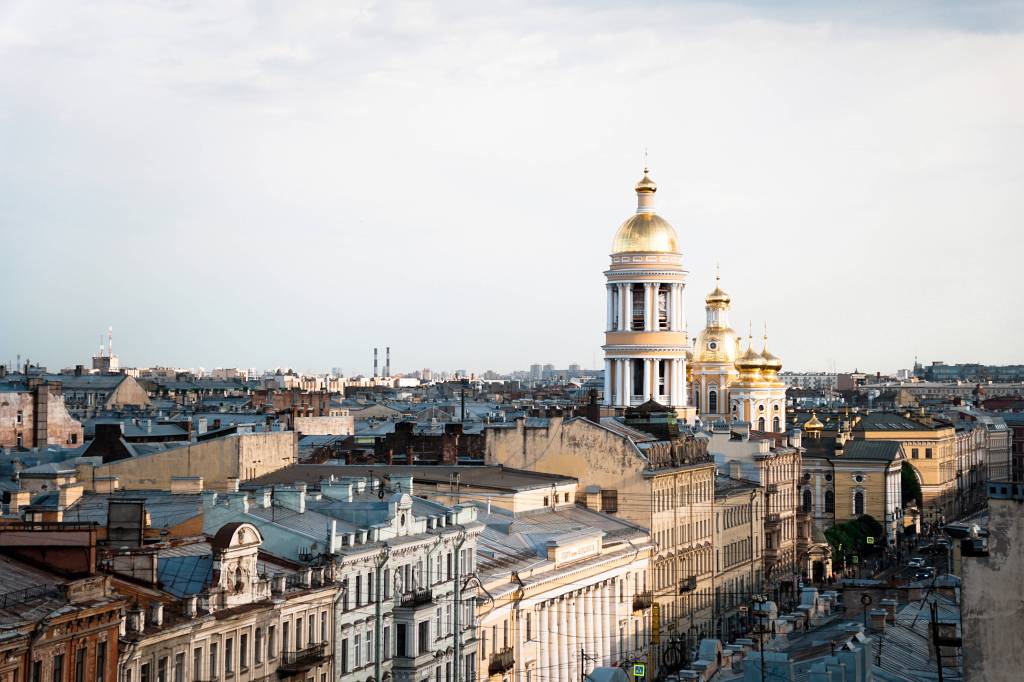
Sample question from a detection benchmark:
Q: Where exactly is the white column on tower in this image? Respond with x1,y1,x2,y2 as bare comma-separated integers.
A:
622,360,632,406
623,285,633,331
642,358,651,402
606,284,614,332
566,597,577,680
560,598,571,681
594,584,606,665
576,593,587,667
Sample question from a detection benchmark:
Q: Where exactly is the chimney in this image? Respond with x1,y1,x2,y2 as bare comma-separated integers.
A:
301,567,313,588
127,606,145,633
74,365,83,377
273,574,287,594
386,347,391,378
406,446,414,465
373,348,379,378
275,484,306,513
184,595,198,617
148,600,164,626
585,388,600,423
392,475,414,496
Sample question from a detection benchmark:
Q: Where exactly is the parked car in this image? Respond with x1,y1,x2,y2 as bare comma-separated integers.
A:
908,557,926,568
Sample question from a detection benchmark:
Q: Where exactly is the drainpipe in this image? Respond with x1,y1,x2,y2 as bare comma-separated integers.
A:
452,529,468,682
374,547,391,682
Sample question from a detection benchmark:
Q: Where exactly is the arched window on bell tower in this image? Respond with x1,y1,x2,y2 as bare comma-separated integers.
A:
708,389,718,414
694,388,700,413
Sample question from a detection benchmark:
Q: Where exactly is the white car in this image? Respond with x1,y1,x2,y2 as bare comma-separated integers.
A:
908,557,926,568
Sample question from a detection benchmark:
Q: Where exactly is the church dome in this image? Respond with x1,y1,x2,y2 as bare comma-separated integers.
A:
694,326,740,364
735,340,766,373
611,168,680,254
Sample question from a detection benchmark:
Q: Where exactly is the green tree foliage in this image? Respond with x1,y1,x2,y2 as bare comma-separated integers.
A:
825,514,885,565
901,461,923,508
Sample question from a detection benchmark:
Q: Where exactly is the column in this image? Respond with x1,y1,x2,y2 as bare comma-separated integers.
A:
565,597,577,681
677,283,686,332
668,359,678,407
622,360,632,406
603,359,612,407
548,602,559,682
623,285,633,331
651,283,661,331
594,584,606,666
575,593,586,673
541,604,552,682
643,282,651,329
642,358,651,402
606,577,614,659
586,588,596,662
669,284,678,331
606,284,614,332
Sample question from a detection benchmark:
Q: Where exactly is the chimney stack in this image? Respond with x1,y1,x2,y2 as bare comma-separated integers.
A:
373,348,379,378
386,347,391,378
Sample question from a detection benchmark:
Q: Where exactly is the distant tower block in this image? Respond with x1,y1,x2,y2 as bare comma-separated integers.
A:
602,166,691,420
386,347,391,377
373,348,379,378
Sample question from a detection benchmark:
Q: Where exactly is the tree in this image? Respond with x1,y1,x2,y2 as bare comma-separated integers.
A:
825,514,885,566
902,461,923,508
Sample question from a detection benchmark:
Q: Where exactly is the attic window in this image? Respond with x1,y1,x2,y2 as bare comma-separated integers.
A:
600,490,618,513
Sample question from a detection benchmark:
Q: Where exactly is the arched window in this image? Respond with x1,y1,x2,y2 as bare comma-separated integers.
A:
694,388,700,412
802,488,812,513
854,491,865,516
758,417,766,431
825,490,835,513
773,416,780,432
708,389,718,413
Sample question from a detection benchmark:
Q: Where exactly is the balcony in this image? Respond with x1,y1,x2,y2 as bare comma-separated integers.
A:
278,643,329,676
766,483,779,495
488,648,515,676
678,576,697,594
765,513,781,528
399,588,434,607
632,591,653,612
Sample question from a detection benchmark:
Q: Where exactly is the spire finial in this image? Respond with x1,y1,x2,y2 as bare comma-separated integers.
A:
643,146,649,174
715,261,720,284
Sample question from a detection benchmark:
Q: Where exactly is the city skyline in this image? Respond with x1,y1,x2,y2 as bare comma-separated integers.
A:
3,2,1022,374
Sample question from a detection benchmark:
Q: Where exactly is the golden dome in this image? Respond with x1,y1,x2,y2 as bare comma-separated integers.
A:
804,412,824,431
612,213,679,254
694,326,740,364
735,337,766,372
706,286,730,306
611,167,680,254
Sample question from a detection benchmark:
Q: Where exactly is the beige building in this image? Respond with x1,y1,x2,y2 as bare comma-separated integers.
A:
472,487,654,682
712,476,763,642
77,430,296,491
800,416,904,543
0,378,83,448
706,423,805,607
484,405,716,671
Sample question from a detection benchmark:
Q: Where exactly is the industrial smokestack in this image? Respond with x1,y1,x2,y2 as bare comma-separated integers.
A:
373,348,379,378
386,347,391,378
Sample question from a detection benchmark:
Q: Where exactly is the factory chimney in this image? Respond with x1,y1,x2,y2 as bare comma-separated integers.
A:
385,347,391,378
373,348,379,378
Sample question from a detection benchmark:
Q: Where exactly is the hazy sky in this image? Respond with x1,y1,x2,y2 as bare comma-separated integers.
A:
2,1,1023,376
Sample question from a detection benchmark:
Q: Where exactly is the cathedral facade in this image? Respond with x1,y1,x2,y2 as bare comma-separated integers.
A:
602,168,786,430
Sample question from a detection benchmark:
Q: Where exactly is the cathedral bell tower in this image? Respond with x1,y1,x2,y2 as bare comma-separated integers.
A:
602,168,692,420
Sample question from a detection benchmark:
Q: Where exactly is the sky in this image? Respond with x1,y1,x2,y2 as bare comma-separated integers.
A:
1,1,1023,376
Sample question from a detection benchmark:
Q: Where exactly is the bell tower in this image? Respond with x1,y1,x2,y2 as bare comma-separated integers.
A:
602,168,692,420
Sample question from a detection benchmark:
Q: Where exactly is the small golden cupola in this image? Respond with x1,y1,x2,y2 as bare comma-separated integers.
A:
610,167,680,254
804,411,824,432
760,327,783,377
735,333,766,378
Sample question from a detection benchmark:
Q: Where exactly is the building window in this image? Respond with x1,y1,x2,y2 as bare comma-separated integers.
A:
174,653,184,682
308,615,315,644
384,626,391,660
140,663,150,682
268,625,277,659
419,620,430,655
355,634,362,669
926,448,933,459
854,491,865,516
802,489,812,513
157,657,167,682
96,641,107,682
193,649,202,682
708,390,717,414
75,647,85,682
355,575,362,607
341,638,349,674
825,490,835,513
255,629,263,664
239,633,247,670
209,644,218,679
397,624,407,658
758,417,766,431
366,630,373,663
224,638,233,675
295,618,302,650
911,448,919,459
543,496,549,506
773,417,780,432
600,489,618,513
321,612,327,642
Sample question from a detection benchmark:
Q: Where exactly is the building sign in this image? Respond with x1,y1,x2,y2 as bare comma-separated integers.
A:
549,537,601,566
652,603,660,644
633,664,646,678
